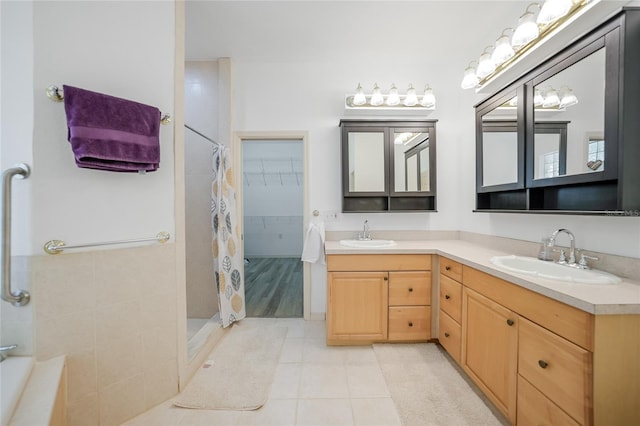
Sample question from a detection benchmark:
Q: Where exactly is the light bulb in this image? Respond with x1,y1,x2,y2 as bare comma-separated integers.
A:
386,84,400,106
476,49,496,79
461,64,480,89
404,84,418,106
352,83,366,106
492,30,515,65
559,87,578,108
542,87,560,108
537,0,572,26
370,83,384,106
421,85,436,108
534,89,544,106
512,9,540,49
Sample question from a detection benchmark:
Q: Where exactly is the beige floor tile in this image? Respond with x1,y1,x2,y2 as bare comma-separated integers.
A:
303,321,326,341
270,363,302,399
123,401,186,426
299,364,349,399
351,398,402,426
178,408,242,425
302,338,346,364
279,337,304,363
238,399,297,426
343,345,378,364
346,364,390,398
275,318,306,338
296,399,354,426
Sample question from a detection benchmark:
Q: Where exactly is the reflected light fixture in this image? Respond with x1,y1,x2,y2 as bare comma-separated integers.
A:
537,0,572,26
461,62,480,89
533,88,544,106
345,83,437,110
476,46,496,79
541,87,560,107
403,84,418,106
559,86,579,108
421,85,436,108
386,84,400,106
492,28,515,65
370,83,384,106
512,3,541,49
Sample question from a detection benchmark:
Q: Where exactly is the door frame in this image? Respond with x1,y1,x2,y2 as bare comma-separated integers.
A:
233,131,311,320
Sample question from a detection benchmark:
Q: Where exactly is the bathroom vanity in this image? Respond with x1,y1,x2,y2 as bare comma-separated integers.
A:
324,240,640,425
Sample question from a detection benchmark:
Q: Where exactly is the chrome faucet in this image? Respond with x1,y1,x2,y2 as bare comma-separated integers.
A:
0,344,17,362
549,228,576,265
359,220,372,241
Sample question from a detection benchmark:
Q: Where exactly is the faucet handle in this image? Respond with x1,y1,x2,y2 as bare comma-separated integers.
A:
553,248,567,263
578,253,600,269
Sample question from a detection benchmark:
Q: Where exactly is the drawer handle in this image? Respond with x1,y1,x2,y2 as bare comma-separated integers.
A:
445,294,451,300
538,360,549,369
445,266,451,271
506,319,515,326
444,332,450,338
408,287,414,292
408,322,413,327
384,277,388,281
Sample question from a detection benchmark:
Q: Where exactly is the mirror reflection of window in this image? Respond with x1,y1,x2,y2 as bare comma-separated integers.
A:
481,95,519,187
533,47,605,179
348,132,385,192
394,132,430,192
543,151,560,178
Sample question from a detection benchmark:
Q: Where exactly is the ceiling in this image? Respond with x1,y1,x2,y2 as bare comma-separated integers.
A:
185,1,529,67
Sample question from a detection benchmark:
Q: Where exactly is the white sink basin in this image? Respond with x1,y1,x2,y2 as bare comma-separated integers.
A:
339,239,397,248
490,255,621,285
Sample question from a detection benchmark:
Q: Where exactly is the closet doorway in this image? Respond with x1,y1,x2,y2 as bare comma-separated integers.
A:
237,135,308,318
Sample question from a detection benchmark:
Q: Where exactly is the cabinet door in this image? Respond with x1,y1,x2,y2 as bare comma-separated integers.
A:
462,287,518,424
327,271,388,344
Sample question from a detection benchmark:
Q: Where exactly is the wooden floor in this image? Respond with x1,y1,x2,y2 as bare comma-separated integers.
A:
244,257,303,318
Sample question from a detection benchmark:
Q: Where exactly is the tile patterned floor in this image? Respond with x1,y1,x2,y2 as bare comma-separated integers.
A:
124,318,486,426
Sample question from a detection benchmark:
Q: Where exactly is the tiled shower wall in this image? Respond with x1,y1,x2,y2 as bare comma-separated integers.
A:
31,243,178,426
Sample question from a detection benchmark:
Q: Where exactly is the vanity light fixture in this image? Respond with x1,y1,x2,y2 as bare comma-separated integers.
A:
542,87,561,108
534,88,545,106
492,28,516,65
537,0,572,25
387,84,400,106
498,86,578,110
460,62,480,89
461,0,592,90
370,83,384,106
345,83,437,110
476,46,497,79
512,3,541,49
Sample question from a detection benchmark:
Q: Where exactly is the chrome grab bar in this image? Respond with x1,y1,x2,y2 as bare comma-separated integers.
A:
43,231,170,254
1,164,31,306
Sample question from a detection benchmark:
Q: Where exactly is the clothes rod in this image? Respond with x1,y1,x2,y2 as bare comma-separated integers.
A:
46,85,172,125
43,231,170,255
184,124,220,146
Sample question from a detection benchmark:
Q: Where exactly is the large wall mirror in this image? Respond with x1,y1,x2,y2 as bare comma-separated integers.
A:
532,47,606,182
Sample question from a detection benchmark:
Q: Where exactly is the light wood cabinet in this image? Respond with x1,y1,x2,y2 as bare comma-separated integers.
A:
462,287,518,424
437,257,463,365
326,254,431,345
517,375,580,426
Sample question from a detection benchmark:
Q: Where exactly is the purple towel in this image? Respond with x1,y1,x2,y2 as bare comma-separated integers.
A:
62,85,161,172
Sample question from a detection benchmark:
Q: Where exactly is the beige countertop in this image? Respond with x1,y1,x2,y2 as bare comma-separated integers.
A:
325,239,640,315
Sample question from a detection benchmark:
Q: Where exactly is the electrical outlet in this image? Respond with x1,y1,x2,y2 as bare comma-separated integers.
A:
323,211,339,221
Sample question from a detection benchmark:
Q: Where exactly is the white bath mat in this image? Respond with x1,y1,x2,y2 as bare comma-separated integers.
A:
174,324,287,410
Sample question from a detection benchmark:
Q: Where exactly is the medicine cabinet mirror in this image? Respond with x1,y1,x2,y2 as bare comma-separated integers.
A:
340,120,437,212
475,8,640,213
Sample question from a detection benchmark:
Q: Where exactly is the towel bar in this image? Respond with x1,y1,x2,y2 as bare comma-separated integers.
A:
46,85,172,124
44,231,170,254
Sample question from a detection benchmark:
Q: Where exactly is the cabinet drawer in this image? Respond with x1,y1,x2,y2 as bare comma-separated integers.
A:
388,306,431,341
517,375,580,426
519,318,592,425
439,274,462,323
440,257,462,282
327,254,431,272
438,310,461,364
389,271,431,306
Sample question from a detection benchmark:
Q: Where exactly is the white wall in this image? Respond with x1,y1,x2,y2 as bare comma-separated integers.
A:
28,1,176,255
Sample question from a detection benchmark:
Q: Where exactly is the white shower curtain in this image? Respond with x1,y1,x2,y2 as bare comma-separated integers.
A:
212,145,246,328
